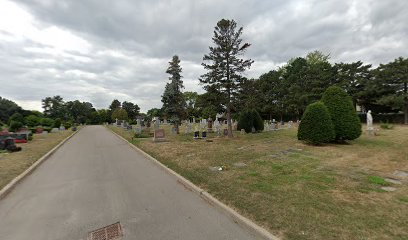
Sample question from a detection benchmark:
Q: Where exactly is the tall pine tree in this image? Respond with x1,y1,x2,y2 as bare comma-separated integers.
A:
200,19,253,137
161,55,185,133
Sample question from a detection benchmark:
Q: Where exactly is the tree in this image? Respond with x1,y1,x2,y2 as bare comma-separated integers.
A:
237,110,253,133
53,118,62,128
161,55,186,134
235,78,261,113
237,110,264,133
374,57,408,124
42,96,66,119
195,85,225,119
298,102,335,145
97,109,110,123
8,113,24,125
41,118,55,127
25,115,40,127
111,108,128,121
65,100,95,124
9,121,23,132
321,86,362,141
200,19,254,137
122,101,140,121
0,97,22,123
183,91,199,119
257,69,288,120
146,108,162,122
334,61,372,108
109,99,121,111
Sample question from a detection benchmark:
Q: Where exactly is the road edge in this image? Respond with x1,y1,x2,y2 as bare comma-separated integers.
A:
108,127,280,240
0,128,81,200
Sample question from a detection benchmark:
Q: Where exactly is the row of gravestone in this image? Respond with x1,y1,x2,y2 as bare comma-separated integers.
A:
264,120,297,131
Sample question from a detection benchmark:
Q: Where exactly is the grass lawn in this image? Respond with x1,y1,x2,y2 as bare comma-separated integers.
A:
108,124,408,240
0,130,74,190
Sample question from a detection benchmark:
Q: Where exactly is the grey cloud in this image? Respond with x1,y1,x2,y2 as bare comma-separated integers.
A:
1,0,407,112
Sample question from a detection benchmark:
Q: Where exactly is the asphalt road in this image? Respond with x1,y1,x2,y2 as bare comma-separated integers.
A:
0,126,259,240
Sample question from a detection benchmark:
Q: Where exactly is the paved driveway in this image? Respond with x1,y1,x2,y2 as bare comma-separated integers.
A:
0,126,259,240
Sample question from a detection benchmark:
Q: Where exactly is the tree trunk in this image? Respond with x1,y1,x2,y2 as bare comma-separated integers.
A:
175,122,180,134
227,105,233,138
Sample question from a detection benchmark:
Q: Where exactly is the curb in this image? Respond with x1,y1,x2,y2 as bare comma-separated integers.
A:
108,127,280,240
0,128,81,200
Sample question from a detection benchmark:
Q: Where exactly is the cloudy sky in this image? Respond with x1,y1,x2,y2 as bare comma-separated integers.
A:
0,0,407,112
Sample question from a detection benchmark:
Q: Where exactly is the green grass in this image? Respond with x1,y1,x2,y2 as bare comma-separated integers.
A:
108,124,408,240
368,175,389,186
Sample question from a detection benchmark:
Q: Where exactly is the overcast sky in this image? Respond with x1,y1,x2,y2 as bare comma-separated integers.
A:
0,0,407,112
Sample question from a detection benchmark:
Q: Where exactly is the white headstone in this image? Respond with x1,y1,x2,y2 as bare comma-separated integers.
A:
367,110,374,135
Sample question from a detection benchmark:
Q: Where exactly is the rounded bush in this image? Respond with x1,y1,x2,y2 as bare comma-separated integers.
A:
64,122,72,129
298,102,335,145
237,110,253,133
41,118,55,127
9,121,23,132
321,86,362,141
252,110,264,131
53,118,62,128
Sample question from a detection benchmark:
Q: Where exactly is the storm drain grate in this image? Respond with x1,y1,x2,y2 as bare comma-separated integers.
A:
87,222,123,240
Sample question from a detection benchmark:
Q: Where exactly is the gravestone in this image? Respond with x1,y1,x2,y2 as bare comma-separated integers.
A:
153,129,165,142
288,121,293,129
135,127,142,134
223,129,229,136
42,131,48,135
59,126,65,131
194,131,199,139
51,128,59,133
207,117,213,133
153,117,160,130
171,126,177,134
240,129,246,135
202,131,207,138
232,120,238,131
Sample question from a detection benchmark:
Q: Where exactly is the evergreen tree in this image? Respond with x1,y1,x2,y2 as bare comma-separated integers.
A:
321,86,362,141
200,19,254,137
374,57,408,124
298,102,335,145
161,55,185,133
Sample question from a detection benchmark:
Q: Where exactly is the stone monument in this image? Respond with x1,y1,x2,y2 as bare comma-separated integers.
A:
367,110,374,135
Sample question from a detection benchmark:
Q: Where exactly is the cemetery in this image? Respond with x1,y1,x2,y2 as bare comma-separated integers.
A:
109,109,408,239
0,11,407,239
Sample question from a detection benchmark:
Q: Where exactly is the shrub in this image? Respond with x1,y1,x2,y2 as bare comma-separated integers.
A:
321,86,362,141
237,110,264,133
298,102,335,145
252,110,264,131
53,118,62,128
237,110,253,133
25,115,40,127
64,122,72,129
40,118,54,127
9,121,23,132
